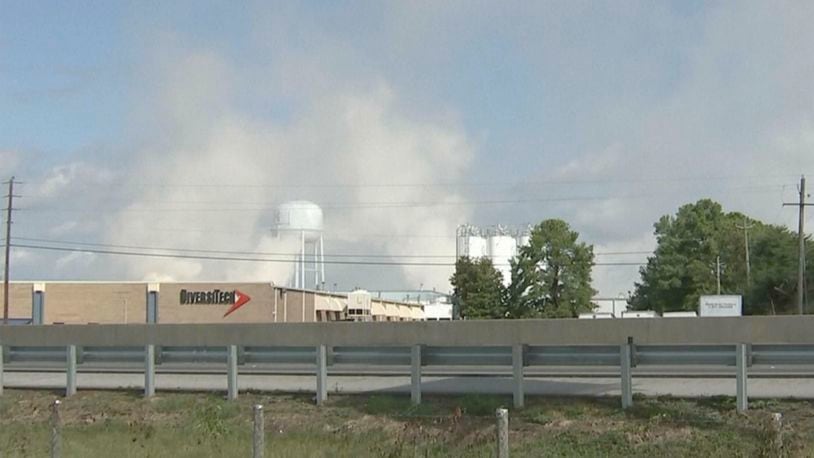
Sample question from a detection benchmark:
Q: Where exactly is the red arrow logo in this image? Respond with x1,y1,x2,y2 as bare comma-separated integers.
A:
223,290,251,318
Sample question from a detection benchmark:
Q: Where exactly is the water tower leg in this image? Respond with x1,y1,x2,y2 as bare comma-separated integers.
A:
294,257,299,289
319,235,325,287
314,240,319,289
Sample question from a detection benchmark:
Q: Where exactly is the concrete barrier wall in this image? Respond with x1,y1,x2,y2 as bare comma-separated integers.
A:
1,316,813,347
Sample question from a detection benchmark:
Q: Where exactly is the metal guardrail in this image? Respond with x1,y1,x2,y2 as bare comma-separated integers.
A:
4,342,814,414
7,343,814,367
526,345,620,366
635,345,737,366
752,344,814,365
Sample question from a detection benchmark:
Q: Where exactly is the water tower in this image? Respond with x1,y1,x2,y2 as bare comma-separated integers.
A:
273,201,325,289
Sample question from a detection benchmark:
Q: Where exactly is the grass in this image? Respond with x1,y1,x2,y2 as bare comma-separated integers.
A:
0,390,811,457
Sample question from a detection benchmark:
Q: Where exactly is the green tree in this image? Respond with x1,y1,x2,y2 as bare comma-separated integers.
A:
630,199,813,314
449,256,506,319
744,223,808,314
507,219,596,318
630,199,732,313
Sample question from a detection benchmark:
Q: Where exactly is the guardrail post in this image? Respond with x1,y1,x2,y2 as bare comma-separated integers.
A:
66,345,77,397
51,399,62,458
144,344,155,397
411,345,422,405
512,344,524,409
227,345,238,401
496,408,509,458
736,343,748,413
146,285,159,323
316,344,327,405
253,404,264,458
620,342,633,409
32,287,45,325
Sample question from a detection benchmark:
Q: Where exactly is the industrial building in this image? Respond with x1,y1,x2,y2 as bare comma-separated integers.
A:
0,282,424,325
372,290,454,320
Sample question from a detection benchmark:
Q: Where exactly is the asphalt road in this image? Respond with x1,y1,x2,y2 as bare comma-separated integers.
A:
5,371,814,399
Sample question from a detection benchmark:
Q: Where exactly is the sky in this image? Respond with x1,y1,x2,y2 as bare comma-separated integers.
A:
1,1,813,297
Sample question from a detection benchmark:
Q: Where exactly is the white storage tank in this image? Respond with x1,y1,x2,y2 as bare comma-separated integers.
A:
456,225,488,258
466,236,488,258
488,235,517,286
518,227,531,248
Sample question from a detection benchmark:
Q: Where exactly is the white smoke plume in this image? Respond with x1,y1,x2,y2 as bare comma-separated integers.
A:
103,49,473,291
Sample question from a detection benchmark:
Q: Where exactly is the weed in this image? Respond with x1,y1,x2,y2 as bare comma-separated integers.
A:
193,401,231,440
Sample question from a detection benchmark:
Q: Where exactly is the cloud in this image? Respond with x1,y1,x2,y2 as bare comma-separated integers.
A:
5,1,813,298
102,46,474,290
0,151,20,175
529,1,814,296
33,162,116,199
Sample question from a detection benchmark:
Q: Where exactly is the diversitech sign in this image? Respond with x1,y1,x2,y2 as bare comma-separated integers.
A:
179,289,252,317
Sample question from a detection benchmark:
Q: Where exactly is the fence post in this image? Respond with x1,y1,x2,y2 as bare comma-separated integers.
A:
496,408,509,458
771,412,783,453
736,343,748,413
411,344,422,405
512,344,524,409
144,344,155,397
316,344,327,405
620,341,633,409
66,345,77,397
253,404,265,458
51,399,62,458
227,345,238,401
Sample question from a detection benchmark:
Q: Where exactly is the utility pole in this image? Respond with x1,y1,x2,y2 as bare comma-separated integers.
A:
735,217,754,291
784,175,811,315
3,176,20,325
716,255,722,295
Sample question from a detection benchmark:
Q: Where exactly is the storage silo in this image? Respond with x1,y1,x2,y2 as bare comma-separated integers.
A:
456,224,488,259
518,227,532,248
487,228,517,286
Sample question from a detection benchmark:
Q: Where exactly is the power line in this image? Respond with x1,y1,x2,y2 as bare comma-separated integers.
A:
11,237,652,260
10,243,647,267
22,172,808,190
22,183,787,213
